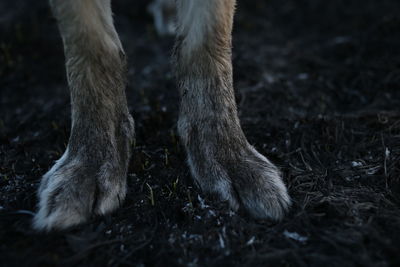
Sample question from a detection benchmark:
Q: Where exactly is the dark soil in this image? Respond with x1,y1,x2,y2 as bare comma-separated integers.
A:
1,0,400,266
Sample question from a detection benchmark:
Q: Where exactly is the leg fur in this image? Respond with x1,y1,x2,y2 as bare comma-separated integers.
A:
33,0,134,231
175,0,291,220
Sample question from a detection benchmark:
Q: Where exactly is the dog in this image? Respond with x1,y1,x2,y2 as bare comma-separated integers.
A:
33,0,291,231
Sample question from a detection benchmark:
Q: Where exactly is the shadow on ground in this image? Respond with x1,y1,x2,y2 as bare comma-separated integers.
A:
1,0,400,266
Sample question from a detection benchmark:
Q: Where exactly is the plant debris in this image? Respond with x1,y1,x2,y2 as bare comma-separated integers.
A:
1,0,400,266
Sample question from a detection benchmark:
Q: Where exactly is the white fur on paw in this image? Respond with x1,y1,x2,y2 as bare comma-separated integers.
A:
33,151,87,231
188,145,291,221
237,166,291,221
94,162,127,215
239,146,291,220
33,150,127,232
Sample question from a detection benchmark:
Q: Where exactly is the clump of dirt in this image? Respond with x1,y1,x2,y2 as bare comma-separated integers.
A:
1,0,400,266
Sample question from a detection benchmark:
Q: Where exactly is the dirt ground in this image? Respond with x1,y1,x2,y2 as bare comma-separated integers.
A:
1,0,400,266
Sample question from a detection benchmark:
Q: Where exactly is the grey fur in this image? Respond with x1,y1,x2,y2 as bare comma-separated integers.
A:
34,0,134,231
174,0,291,220
34,0,290,231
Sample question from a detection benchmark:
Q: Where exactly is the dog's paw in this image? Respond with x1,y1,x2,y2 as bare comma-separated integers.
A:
34,115,134,231
188,145,291,220
33,149,127,231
